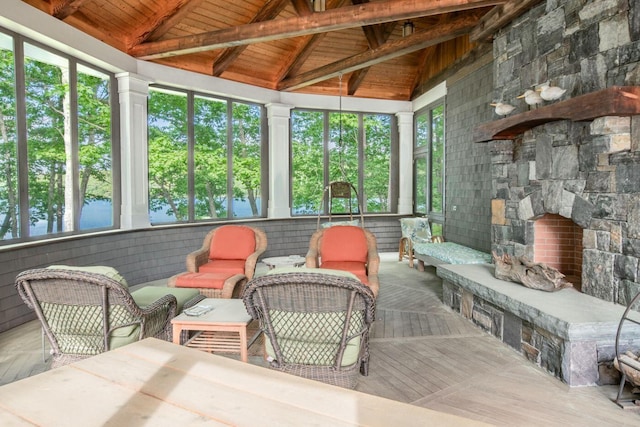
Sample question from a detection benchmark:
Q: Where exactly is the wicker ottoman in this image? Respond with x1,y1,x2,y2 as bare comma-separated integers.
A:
168,272,247,299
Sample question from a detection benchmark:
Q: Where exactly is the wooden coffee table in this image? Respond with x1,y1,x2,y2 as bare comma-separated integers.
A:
171,298,260,362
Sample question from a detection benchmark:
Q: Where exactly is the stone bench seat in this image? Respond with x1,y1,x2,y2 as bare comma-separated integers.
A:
413,242,492,271
437,263,640,387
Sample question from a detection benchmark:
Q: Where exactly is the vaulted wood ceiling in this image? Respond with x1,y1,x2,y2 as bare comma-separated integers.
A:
21,0,540,101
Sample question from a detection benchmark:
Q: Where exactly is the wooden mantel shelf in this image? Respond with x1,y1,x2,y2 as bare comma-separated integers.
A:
473,86,640,143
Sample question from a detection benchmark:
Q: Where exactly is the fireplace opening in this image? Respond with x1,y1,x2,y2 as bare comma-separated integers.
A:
533,214,583,292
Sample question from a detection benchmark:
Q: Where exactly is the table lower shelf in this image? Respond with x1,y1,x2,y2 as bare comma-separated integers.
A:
183,321,263,360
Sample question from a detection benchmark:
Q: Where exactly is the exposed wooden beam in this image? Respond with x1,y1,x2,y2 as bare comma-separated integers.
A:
470,0,543,42
348,22,394,95
51,0,88,20
132,0,204,45
279,13,480,91
212,0,291,76
130,0,506,59
277,0,350,81
352,23,395,94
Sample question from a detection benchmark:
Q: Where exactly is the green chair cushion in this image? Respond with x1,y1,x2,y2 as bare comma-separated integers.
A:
47,265,129,289
131,286,201,314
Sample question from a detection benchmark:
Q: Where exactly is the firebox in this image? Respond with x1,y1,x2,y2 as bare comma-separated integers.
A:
533,214,583,291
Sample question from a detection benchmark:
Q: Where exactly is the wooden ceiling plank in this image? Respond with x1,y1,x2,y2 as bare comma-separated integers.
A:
470,0,544,42
412,41,491,98
408,46,439,98
212,0,291,77
130,0,506,59
279,13,480,91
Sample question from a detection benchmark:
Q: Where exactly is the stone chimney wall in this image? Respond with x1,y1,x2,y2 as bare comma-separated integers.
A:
489,0,640,306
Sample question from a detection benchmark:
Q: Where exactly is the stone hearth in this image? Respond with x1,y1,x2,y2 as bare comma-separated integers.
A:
438,263,640,386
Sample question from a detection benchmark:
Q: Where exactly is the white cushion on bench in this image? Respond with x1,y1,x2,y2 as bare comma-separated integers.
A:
413,242,491,264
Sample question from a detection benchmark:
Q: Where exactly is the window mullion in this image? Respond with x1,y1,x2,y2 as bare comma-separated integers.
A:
187,93,195,221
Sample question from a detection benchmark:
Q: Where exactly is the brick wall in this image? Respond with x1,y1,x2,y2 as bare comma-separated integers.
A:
533,214,583,289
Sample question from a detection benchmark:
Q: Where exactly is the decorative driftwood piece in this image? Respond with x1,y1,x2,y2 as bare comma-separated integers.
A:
492,252,573,292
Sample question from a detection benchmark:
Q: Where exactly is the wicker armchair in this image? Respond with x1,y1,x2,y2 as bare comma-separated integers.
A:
186,225,267,280
305,225,380,297
15,267,178,368
243,270,376,389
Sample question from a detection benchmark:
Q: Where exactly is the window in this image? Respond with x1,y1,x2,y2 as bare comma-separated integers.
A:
147,87,266,223
414,100,445,235
290,109,396,216
0,30,118,244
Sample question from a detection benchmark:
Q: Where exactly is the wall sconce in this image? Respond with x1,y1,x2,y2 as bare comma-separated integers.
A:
312,0,326,12
402,21,415,37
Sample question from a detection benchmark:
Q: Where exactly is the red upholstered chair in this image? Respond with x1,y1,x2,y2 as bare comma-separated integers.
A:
305,225,380,297
169,225,267,298
187,225,267,280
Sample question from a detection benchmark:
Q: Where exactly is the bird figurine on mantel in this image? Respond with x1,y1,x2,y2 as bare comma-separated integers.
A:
490,102,516,117
517,89,544,109
538,82,566,101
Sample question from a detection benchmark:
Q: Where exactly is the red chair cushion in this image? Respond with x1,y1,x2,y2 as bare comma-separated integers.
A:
209,226,256,261
199,259,245,276
175,272,234,289
320,262,369,285
319,226,368,263
320,261,367,276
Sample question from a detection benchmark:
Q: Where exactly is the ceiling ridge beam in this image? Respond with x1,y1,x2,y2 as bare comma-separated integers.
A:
278,13,479,91
129,0,506,60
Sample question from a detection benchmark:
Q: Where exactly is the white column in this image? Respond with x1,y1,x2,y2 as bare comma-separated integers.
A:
117,73,151,229
397,111,414,215
266,103,294,218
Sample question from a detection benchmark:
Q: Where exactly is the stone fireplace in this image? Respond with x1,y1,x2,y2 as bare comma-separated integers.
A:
485,0,640,308
441,1,640,387
489,114,639,301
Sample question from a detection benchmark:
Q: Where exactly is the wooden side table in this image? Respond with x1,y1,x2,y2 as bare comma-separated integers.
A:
171,298,259,362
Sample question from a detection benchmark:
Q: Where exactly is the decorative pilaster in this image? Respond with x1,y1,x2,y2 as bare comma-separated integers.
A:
266,103,294,218
117,73,151,229
396,111,414,215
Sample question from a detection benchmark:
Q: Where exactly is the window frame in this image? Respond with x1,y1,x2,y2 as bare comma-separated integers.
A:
147,84,268,224
413,98,445,231
0,27,120,245
289,107,398,217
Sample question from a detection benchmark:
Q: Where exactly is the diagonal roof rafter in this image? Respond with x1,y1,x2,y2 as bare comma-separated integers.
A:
278,11,482,91
129,0,507,60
